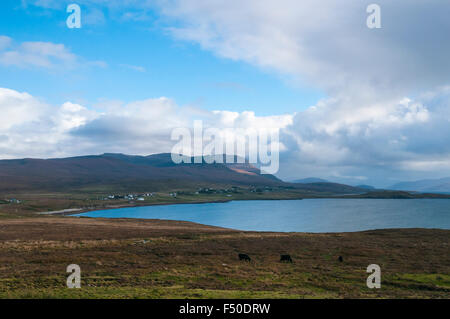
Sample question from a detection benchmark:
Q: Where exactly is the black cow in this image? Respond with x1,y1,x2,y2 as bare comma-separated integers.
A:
238,253,251,262
280,254,293,263
338,256,344,262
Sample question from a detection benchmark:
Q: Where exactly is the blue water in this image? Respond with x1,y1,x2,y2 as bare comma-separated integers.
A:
76,199,450,233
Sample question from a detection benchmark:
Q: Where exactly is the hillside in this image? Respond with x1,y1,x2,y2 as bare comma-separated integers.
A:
390,177,450,194
292,177,329,183
356,185,376,190
3,153,444,198
291,182,365,195
0,153,287,193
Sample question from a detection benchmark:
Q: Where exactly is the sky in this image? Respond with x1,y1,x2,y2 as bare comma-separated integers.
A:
1,0,450,187
0,0,321,113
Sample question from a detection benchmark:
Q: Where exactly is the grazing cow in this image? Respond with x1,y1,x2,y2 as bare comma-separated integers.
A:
280,254,293,263
338,256,344,262
238,253,251,262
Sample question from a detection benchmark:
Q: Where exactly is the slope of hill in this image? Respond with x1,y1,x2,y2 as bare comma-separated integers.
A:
3,153,442,198
0,153,283,193
390,177,450,194
292,177,330,183
356,185,376,190
292,182,366,195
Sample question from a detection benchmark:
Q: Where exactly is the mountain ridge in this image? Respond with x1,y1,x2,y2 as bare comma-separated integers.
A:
0,154,448,199
0,153,283,193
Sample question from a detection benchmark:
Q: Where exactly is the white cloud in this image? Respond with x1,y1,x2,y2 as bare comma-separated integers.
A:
0,40,76,69
0,88,97,158
23,0,450,96
0,88,291,160
84,8,106,25
56,102,96,131
278,87,450,184
24,1,450,97
0,36,106,70
119,64,146,72
0,86,449,186
0,36,12,51
0,88,49,131
121,11,151,22
156,0,450,97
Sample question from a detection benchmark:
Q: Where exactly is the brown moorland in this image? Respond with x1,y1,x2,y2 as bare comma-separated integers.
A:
0,216,448,299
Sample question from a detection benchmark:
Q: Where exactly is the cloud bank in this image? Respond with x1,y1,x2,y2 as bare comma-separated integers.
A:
0,87,292,160
1,86,450,186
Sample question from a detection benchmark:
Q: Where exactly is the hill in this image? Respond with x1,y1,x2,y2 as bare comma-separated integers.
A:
292,177,329,183
390,177,450,194
356,185,376,190
0,153,375,197
292,182,365,195
0,153,283,193
2,153,445,198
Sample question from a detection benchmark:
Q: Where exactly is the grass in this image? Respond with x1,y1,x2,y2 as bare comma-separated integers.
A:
0,287,316,299
0,217,448,299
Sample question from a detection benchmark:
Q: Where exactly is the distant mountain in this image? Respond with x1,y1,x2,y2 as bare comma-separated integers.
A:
356,185,375,190
292,177,329,184
390,177,450,194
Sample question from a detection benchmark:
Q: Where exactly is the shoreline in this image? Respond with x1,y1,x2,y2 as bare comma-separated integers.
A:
39,198,236,216
36,196,312,216
40,195,450,218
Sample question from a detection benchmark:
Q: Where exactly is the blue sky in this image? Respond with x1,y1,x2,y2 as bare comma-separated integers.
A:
0,1,322,115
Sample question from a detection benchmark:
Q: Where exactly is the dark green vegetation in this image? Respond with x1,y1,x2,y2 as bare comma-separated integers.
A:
0,218,448,299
